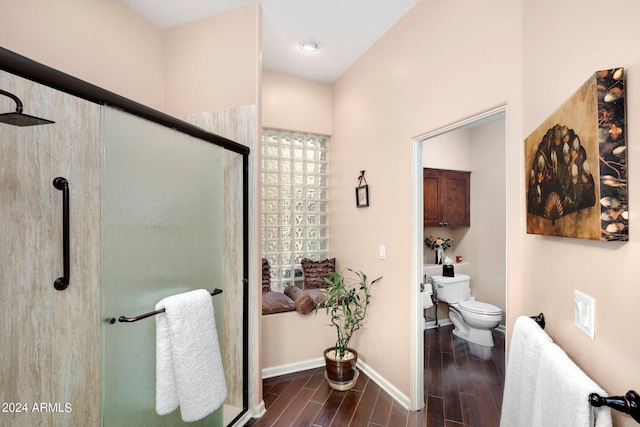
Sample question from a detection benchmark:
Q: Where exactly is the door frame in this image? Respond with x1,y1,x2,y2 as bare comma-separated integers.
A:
410,105,507,410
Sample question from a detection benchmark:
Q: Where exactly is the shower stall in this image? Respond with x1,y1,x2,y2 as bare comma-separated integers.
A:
0,48,250,426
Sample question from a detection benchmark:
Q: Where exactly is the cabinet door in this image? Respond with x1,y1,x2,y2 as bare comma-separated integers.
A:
423,168,470,228
423,169,442,227
441,171,470,227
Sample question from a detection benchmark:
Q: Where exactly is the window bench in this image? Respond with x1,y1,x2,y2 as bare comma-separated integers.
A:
262,287,327,315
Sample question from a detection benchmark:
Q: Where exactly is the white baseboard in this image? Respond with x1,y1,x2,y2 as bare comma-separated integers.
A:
252,401,266,418
424,318,453,330
261,357,411,411
262,357,325,379
425,318,506,337
357,360,411,410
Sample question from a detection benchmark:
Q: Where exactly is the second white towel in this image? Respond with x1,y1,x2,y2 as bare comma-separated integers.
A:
532,343,612,427
500,315,553,427
156,289,227,422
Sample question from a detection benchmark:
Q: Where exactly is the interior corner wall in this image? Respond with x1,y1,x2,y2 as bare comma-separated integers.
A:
0,0,165,110
469,120,507,317
523,1,640,425
262,71,333,135
163,4,261,117
259,71,333,372
331,0,522,401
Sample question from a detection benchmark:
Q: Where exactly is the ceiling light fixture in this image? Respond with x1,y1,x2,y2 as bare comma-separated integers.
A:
299,39,320,52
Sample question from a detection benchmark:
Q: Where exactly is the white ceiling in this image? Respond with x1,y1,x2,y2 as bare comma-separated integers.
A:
120,0,418,84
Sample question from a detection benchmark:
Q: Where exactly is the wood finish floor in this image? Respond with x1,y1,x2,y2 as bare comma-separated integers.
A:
245,325,505,427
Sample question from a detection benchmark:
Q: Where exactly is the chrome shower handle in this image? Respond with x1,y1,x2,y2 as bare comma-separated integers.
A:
53,177,69,290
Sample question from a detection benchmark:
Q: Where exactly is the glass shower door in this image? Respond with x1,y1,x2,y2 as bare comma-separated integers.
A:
101,107,245,426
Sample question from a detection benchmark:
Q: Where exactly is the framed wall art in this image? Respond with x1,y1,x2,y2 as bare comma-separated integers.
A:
356,170,369,208
356,184,369,207
525,68,628,241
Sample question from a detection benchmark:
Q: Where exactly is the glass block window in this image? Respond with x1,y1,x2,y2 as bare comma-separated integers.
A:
262,129,329,291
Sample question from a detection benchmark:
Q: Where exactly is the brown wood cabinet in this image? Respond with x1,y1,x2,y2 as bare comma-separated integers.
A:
423,168,470,228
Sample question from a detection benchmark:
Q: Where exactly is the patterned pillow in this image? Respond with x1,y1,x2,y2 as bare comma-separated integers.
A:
261,258,272,292
300,258,336,289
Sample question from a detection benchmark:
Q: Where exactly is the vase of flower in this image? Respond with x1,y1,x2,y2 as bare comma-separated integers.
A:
425,235,453,265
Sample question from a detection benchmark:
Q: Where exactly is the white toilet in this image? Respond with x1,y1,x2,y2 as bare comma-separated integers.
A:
431,274,502,347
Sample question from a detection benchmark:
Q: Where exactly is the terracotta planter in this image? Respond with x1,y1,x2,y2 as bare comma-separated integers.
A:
324,347,359,391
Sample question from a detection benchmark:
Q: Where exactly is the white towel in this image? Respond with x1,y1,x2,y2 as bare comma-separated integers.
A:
500,316,553,427
532,343,612,427
422,291,433,308
156,289,227,422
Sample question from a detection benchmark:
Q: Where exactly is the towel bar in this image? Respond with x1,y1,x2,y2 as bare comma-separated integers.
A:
530,312,545,329
105,289,223,324
525,312,639,423
590,390,640,423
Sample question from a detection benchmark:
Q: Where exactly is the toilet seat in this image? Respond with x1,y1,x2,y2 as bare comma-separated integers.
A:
458,300,501,315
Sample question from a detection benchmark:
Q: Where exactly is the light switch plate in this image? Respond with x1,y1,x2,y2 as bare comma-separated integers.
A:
574,290,595,339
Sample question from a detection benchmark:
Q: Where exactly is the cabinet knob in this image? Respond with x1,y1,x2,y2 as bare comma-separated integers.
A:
438,221,448,227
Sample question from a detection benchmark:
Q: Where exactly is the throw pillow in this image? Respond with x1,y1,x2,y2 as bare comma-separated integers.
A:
300,258,336,289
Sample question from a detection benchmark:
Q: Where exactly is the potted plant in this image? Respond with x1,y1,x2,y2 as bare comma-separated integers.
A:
316,268,382,391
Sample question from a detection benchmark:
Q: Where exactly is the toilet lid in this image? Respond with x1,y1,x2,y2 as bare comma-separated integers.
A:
458,300,502,315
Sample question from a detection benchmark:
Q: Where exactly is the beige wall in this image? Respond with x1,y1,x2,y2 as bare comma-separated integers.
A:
0,1,261,115
165,5,261,117
261,312,336,371
0,0,165,110
523,1,640,425
262,71,332,135
331,0,522,402
422,127,472,170
468,120,507,314
260,72,333,371
333,0,639,424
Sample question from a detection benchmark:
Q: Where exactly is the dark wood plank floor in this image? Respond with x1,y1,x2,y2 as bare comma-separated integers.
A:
245,325,505,426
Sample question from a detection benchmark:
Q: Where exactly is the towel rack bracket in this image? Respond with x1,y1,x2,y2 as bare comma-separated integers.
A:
590,390,640,423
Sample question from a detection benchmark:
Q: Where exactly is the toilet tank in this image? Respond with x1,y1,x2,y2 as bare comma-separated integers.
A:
432,274,470,303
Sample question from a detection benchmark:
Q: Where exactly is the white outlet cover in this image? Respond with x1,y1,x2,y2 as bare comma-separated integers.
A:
574,290,595,339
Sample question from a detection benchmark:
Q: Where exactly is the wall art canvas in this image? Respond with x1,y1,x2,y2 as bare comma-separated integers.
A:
525,68,627,241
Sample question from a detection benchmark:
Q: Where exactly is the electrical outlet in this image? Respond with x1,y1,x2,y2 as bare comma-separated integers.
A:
379,245,385,260
574,290,595,339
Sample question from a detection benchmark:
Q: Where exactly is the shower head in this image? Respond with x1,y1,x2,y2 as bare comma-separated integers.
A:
0,89,54,126
0,111,56,126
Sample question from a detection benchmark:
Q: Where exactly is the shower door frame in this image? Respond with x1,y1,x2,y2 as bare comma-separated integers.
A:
0,46,251,426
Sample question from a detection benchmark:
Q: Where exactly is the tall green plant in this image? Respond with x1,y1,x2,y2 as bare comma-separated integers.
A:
316,268,382,359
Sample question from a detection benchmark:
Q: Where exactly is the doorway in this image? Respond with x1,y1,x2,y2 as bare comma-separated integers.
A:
411,106,507,409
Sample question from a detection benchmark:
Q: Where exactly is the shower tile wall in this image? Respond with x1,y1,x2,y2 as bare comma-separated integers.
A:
185,105,258,416
0,71,102,426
